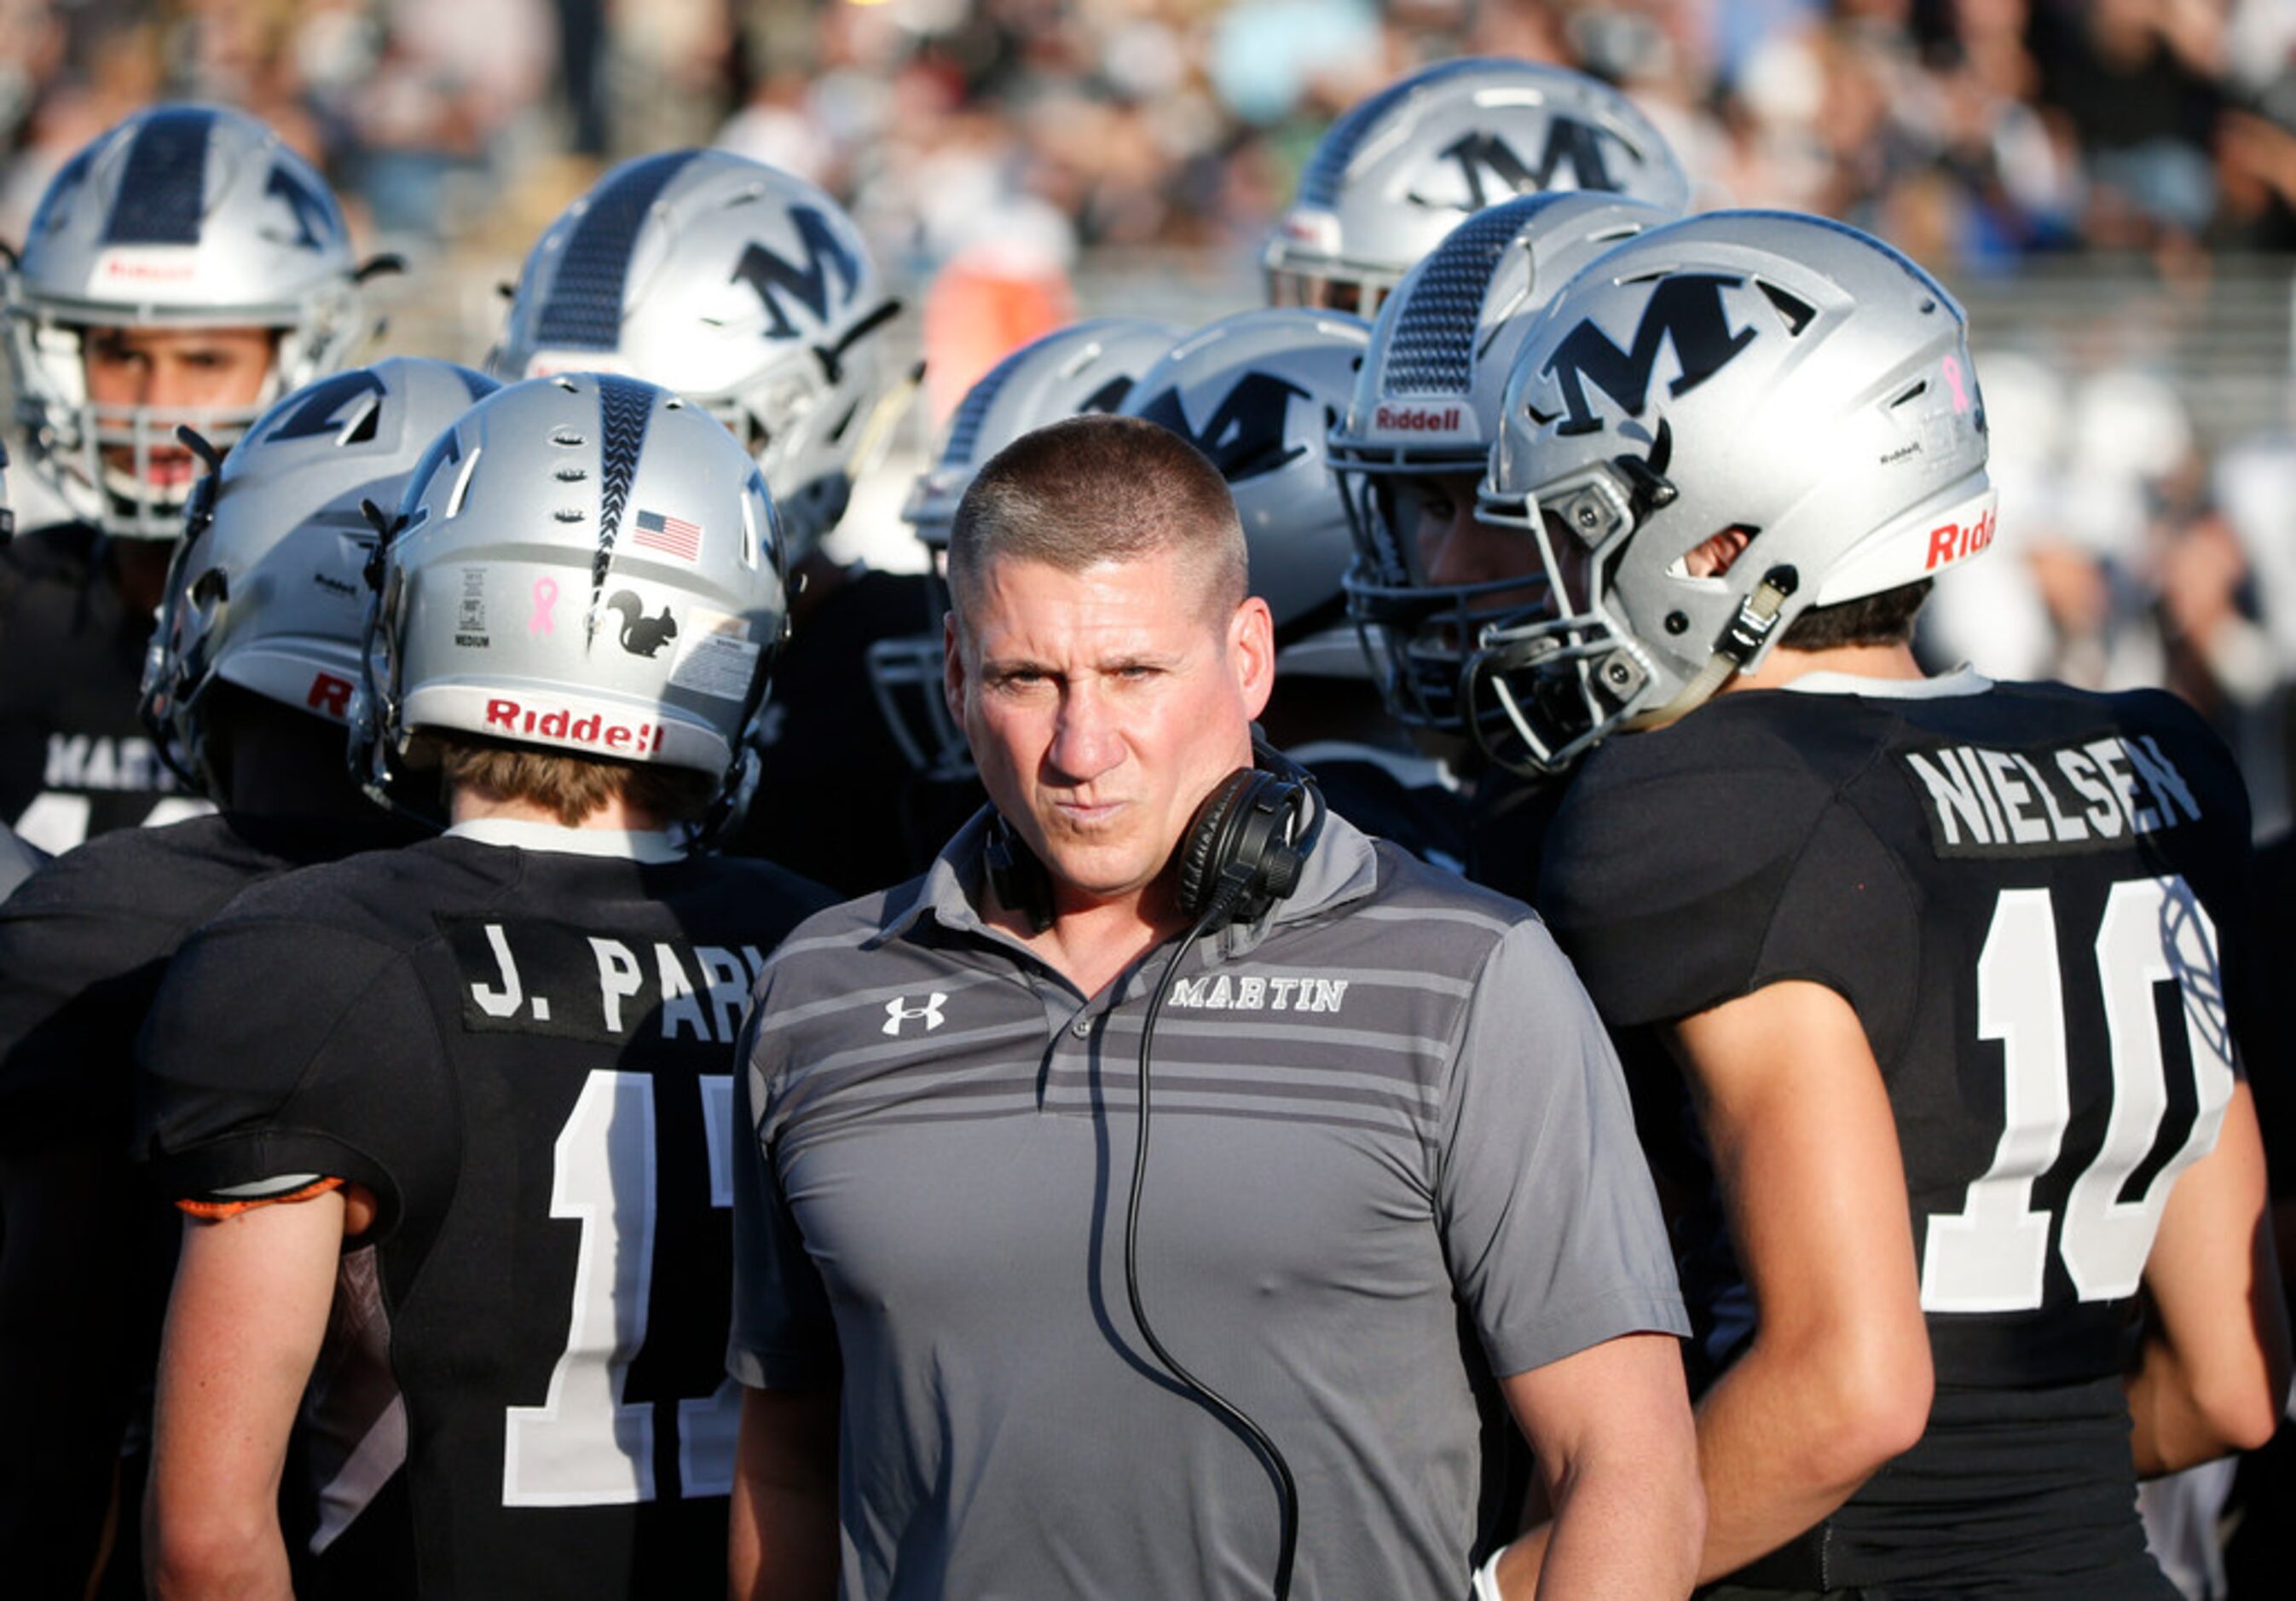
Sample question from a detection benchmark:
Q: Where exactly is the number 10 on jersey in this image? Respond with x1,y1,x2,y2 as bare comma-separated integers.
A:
1922,875,2235,1315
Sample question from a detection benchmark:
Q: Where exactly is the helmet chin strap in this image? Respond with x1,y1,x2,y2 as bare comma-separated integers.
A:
1621,564,1799,733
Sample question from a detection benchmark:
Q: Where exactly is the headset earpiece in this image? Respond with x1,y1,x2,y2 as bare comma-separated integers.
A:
1174,755,1321,931
985,743,1323,938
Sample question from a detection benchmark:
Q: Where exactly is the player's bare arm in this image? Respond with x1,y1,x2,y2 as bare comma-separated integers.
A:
146,1189,350,1601
2128,1081,2291,1475
729,1384,840,1601
1668,980,1934,1583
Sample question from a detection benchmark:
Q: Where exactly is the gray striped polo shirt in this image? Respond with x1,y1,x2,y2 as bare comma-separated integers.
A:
730,809,1685,1600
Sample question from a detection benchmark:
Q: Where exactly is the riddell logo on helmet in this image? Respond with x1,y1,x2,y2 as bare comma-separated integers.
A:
306,671,354,721
483,697,665,755
96,250,197,283
1374,405,1466,434
1924,505,1997,570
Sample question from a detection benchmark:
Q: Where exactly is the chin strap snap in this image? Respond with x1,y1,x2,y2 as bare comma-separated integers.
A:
1622,564,1799,732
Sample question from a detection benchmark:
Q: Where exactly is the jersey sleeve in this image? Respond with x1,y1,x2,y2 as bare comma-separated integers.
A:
136,914,446,1228
1537,760,1922,1057
1438,917,1689,1378
726,989,840,1391
0,853,180,1154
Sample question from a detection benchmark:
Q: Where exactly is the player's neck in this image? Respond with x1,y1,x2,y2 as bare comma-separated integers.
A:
448,787,670,834
1726,639,1925,693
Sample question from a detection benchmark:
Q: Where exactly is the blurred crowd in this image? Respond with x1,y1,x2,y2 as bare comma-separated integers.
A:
11,0,2296,823
9,2,2296,275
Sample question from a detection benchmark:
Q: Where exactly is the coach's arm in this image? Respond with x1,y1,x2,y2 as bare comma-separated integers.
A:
729,1383,839,1601
1483,1330,1703,1598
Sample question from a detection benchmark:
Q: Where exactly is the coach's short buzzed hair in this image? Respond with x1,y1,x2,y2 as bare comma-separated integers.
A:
946,413,1247,623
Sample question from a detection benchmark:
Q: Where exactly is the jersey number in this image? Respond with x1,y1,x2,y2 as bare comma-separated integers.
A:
501,1069,739,1505
1920,876,2235,1314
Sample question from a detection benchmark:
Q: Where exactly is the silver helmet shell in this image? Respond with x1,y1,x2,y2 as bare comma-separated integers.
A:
869,316,1182,778
1265,57,1688,316
1469,211,1996,773
1120,307,1371,656
1332,190,1675,732
489,149,903,565
140,358,500,801
352,373,789,834
4,105,367,539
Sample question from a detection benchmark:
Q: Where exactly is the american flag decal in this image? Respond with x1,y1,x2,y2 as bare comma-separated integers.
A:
633,508,700,560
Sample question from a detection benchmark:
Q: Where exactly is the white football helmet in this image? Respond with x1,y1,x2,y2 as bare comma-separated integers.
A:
868,316,1181,777
1265,57,1688,316
1467,211,1996,773
353,373,790,837
3,105,371,539
141,358,499,801
1331,190,1675,733
490,149,905,564
1121,308,1371,661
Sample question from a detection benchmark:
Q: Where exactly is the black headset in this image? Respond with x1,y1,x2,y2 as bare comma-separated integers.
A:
986,731,1324,936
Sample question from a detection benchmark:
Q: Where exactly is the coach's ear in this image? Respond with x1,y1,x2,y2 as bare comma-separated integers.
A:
943,609,967,732
1229,594,1275,722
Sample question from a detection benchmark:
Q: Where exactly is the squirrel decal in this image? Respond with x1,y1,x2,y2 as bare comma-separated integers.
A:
604,590,679,658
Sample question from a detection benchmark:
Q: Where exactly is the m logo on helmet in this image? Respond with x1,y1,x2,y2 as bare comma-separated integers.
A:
1135,372,1309,483
397,426,465,534
265,164,341,251
1431,121,1626,210
1537,274,1757,436
731,206,862,339
265,369,387,444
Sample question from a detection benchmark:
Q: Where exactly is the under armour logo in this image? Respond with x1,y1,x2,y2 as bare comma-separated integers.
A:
883,992,948,1036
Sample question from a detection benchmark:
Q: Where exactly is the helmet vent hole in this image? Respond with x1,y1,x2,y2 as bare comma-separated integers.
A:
552,377,578,393
1890,380,1929,408
1755,280,1815,335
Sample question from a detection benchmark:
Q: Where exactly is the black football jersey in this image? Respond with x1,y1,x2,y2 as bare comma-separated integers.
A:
726,567,980,894
136,838,835,1598
1288,740,1473,872
0,525,210,853
0,810,413,1596
1539,678,2252,1596
0,822,41,901
1463,765,1567,903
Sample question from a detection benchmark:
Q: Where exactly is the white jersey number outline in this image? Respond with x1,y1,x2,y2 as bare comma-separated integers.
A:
502,1070,737,1504
1920,876,2235,1314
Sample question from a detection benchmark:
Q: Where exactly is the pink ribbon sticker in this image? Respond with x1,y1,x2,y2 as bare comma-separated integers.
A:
529,576,558,635
1942,355,1971,414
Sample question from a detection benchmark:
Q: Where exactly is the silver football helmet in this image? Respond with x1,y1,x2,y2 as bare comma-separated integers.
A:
352,373,789,837
867,316,1182,778
1120,307,1371,657
489,149,905,564
1467,211,1997,773
1331,190,1676,733
1265,57,1688,316
3,105,371,539
139,358,498,803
